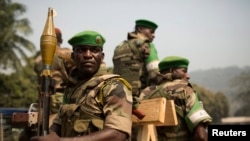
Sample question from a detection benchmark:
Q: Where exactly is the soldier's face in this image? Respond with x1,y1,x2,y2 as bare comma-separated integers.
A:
138,27,155,42
172,68,190,81
71,45,104,75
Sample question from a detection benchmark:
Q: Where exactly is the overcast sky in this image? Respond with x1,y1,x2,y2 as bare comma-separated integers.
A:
13,0,250,72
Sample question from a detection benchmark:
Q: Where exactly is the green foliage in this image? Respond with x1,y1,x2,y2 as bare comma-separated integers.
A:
0,56,38,108
0,0,36,72
190,66,250,116
0,0,37,108
192,83,229,124
214,92,229,117
230,70,250,116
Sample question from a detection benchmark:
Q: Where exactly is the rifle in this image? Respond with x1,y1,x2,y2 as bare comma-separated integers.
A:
37,7,57,136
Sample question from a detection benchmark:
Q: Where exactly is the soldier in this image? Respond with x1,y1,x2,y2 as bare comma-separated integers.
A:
112,20,154,141
130,19,160,85
113,33,151,97
31,30,133,141
139,56,212,141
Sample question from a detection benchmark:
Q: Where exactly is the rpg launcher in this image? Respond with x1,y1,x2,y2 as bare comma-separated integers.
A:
38,7,57,136
10,7,57,137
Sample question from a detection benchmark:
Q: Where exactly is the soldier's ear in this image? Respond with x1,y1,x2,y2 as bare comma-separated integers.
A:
138,26,145,33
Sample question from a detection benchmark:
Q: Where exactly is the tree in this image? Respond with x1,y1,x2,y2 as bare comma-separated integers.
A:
0,54,38,107
192,83,229,123
230,70,250,116
0,0,36,73
214,92,229,118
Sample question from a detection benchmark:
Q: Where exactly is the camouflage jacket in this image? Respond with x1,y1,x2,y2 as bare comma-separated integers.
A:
127,32,160,85
53,65,133,138
139,73,212,141
113,32,150,97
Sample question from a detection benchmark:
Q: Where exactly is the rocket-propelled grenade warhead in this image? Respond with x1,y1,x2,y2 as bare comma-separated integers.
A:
40,7,57,77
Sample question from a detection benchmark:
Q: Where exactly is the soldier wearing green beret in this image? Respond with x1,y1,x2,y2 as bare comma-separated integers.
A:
31,30,133,141
113,19,160,98
133,19,160,84
158,56,190,81
139,56,212,141
113,19,160,141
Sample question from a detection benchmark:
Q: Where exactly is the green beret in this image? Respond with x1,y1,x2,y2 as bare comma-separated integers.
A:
159,56,189,71
68,30,105,48
135,19,158,30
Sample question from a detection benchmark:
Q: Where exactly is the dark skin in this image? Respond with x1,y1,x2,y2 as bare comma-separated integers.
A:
136,26,156,42
71,45,104,79
193,123,208,141
171,67,190,81
31,45,128,141
163,67,208,141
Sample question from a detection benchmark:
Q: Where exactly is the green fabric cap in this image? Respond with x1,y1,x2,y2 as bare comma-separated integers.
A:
68,30,105,48
159,56,189,71
135,19,158,30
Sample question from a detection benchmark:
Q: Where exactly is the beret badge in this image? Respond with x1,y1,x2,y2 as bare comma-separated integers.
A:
96,36,102,45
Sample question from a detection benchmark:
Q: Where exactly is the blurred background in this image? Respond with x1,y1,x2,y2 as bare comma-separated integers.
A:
0,0,250,140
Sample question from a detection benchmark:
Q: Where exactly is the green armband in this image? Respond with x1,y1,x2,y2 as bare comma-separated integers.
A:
145,43,159,63
146,43,159,71
185,94,212,132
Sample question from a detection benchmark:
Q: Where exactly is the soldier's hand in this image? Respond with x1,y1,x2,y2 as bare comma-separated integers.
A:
30,131,60,141
193,123,208,141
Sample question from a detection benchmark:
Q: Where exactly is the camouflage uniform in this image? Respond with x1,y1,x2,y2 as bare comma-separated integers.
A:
53,64,133,138
139,56,212,141
113,32,151,141
126,33,160,86
133,19,160,85
113,32,150,97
